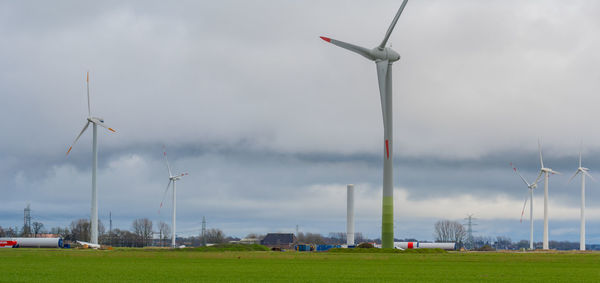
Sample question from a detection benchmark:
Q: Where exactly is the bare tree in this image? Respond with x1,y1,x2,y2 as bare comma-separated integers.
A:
70,219,91,242
200,228,225,244
297,232,326,244
434,220,466,244
0,226,5,237
158,221,170,247
32,222,45,237
496,236,512,250
50,227,70,239
6,227,17,237
132,218,153,247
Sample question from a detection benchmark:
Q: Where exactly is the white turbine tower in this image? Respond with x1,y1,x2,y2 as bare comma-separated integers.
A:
66,71,116,245
347,184,355,246
159,147,188,248
511,163,538,250
320,0,409,249
535,141,560,250
568,144,594,251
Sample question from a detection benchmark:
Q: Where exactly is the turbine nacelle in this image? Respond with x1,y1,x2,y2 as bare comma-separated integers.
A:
87,117,104,124
541,168,560,175
371,47,400,62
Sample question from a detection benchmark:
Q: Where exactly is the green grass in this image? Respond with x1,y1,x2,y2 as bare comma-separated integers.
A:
328,247,446,254
1,249,600,282
178,243,270,252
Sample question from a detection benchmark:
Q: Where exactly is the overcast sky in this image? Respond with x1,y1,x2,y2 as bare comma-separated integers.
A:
2,0,600,243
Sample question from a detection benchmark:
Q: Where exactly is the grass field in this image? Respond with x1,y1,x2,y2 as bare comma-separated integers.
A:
1,248,599,282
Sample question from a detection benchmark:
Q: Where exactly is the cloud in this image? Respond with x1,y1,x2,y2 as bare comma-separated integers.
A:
1,0,600,242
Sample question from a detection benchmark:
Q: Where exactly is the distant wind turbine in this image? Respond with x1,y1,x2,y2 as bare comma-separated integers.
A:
320,0,409,249
568,143,595,251
511,162,538,250
535,140,560,250
66,71,116,245
159,146,188,248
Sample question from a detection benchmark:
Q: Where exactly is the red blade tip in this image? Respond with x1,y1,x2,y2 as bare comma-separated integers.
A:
320,36,331,42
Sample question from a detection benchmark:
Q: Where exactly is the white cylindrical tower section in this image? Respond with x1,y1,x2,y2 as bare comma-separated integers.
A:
347,184,355,246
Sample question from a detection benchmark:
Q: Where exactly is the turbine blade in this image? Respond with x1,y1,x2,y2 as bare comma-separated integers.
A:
320,36,375,60
520,196,529,223
379,0,409,49
533,171,543,186
159,179,172,213
584,171,596,182
538,139,544,169
163,145,173,177
376,60,389,128
96,121,116,132
550,170,561,175
86,71,91,116
511,162,531,187
177,172,189,178
568,171,580,183
579,141,583,168
66,121,90,156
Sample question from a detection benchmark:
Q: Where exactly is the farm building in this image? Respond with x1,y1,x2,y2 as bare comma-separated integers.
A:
260,233,296,250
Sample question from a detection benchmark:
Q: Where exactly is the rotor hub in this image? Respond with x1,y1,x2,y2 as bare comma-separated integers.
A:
371,47,400,62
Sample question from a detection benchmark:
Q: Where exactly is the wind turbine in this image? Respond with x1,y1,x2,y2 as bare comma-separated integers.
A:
535,140,560,250
66,71,116,245
320,0,409,249
568,143,594,251
511,163,538,250
159,147,188,248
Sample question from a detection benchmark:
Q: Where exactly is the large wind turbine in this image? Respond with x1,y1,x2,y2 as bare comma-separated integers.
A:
535,141,560,250
159,147,188,248
511,163,538,250
568,144,594,251
320,0,409,249
66,72,116,245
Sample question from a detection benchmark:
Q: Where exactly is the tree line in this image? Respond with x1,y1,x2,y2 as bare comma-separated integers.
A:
0,218,230,248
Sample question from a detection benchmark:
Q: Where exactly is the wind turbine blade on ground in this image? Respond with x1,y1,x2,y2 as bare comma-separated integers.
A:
379,0,409,49
66,121,90,155
320,37,375,60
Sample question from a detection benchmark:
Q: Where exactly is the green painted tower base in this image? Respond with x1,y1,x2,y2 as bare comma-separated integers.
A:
382,196,394,248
